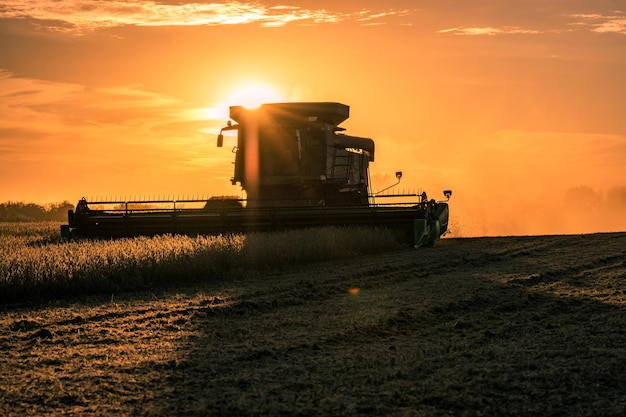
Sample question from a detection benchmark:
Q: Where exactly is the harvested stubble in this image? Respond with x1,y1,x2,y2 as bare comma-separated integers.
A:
1,232,625,416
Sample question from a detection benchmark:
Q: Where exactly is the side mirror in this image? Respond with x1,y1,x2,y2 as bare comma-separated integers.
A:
443,190,452,199
395,171,403,180
217,133,224,147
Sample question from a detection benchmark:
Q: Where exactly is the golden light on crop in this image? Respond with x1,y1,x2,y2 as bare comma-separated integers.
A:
227,82,284,108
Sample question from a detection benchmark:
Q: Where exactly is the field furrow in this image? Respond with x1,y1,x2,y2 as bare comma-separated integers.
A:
1,231,625,416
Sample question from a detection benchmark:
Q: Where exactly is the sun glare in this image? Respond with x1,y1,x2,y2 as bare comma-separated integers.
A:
227,82,284,108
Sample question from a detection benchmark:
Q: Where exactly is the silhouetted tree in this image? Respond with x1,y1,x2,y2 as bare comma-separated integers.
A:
0,201,74,222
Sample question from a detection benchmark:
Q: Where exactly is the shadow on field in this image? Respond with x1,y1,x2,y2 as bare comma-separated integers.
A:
140,235,626,416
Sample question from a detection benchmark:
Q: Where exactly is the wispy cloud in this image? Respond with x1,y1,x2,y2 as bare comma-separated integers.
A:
438,26,540,36
0,1,413,33
570,12,626,35
0,69,225,173
439,9,626,37
355,9,412,26
0,68,240,200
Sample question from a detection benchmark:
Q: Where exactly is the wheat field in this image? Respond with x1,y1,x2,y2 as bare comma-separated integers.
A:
0,222,404,303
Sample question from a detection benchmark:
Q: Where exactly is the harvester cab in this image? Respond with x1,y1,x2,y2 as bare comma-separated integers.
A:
62,101,451,247
217,102,374,208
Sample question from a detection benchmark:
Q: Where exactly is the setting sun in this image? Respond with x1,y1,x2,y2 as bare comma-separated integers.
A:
227,82,285,108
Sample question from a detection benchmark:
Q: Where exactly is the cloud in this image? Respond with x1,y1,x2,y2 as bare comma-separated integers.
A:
0,69,201,138
0,69,85,146
438,9,626,37
0,1,414,33
438,26,540,36
0,71,229,162
570,12,626,35
0,69,234,201
355,9,412,26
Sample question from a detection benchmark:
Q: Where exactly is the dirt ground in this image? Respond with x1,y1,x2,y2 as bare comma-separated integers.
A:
1,233,625,416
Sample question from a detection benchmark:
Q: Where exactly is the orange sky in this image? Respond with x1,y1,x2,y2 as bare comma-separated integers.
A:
1,1,625,236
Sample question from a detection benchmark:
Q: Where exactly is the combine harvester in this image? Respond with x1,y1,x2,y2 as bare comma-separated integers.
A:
61,102,451,247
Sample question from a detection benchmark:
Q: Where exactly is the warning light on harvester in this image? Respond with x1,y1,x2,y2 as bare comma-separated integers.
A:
438,190,453,203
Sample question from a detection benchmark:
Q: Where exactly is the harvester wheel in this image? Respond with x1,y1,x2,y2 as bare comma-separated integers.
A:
60,225,71,240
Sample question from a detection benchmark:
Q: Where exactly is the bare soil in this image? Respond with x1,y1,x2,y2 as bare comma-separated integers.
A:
1,233,626,416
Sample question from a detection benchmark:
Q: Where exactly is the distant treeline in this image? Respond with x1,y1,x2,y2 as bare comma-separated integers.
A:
0,201,74,222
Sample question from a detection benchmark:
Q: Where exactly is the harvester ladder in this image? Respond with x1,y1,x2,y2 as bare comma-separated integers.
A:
331,149,353,181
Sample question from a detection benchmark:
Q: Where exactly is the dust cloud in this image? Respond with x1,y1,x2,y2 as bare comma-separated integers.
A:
437,131,626,237
450,185,626,238
372,129,626,238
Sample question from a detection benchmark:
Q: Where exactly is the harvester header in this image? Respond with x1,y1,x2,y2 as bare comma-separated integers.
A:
62,102,451,247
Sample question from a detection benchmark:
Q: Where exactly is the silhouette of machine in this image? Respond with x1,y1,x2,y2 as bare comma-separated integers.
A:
61,102,451,246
